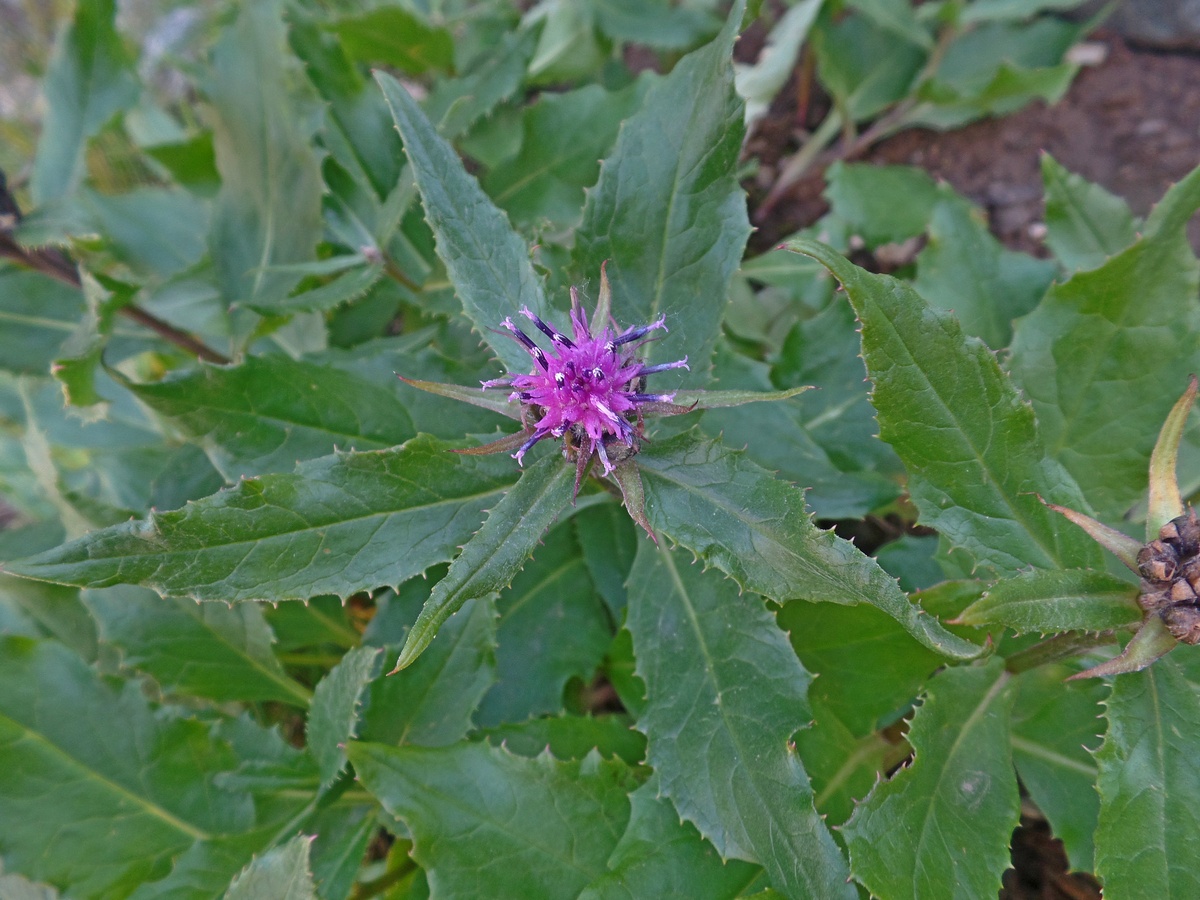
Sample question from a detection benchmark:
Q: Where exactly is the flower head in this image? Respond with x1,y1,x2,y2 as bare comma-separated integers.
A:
483,288,688,478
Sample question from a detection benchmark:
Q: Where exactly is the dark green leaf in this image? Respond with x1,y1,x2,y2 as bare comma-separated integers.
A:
1095,654,1200,896
0,637,251,897
813,15,925,121
206,1,323,313
780,600,943,736
958,569,1140,633
0,574,97,661
84,585,312,705
307,803,376,900
478,715,646,766
1008,165,1200,520
5,436,517,602
484,81,648,229
823,162,940,246
593,0,721,49
348,741,638,899
375,71,550,373
307,646,382,788
797,697,894,826
477,521,611,725
1041,154,1138,272
639,431,981,659
359,591,497,748
843,659,1020,900
224,836,318,900
332,8,454,74
913,198,1057,348
575,501,639,618
123,355,417,479
574,6,750,378
578,777,760,900
393,452,575,670
626,542,855,898
0,269,85,375
1010,666,1105,872
31,0,138,203
788,239,1102,576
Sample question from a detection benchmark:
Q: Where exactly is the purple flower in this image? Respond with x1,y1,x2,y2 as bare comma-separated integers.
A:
482,290,688,478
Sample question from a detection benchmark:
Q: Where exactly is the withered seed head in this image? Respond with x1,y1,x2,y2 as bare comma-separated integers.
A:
1138,508,1200,643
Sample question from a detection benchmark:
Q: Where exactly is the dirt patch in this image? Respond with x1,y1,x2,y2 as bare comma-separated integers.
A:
747,30,1200,256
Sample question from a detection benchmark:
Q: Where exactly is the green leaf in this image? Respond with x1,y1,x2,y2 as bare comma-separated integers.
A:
735,0,823,128
307,803,376,900
478,715,646,767
393,452,574,670
847,0,932,48
360,588,497,748
224,836,318,900
0,637,251,897
788,239,1102,576
593,0,721,49
1008,165,1200,521
0,575,97,661
843,658,1020,900
823,161,940,246
573,4,750,378
0,269,86,375
1041,154,1138,272
307,646,382,789
575,501,638,617
206,1,323,313
375,71,549,373
123,356,417,479
1010,666,1105,872
84,585,312,706
85,186,211,281
638,431,981,660
4,435,516,602
780,600,943,736
331,8,454,74
798,698,893,826
913,198,1057,349
31,0,138,203
424,30,536,140
476,521,612,725
958,569,1140,633
578,777,761,900
484,80,648,229
1095,654,1200,896
813,15,924,122
348,741,638,899
625,542,855,898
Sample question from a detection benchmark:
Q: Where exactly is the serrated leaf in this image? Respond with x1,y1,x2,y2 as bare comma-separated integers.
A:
788,239,1102,576
123,356,417,479
478,715,646,766
0,269,86,375
578,777,760,900
206,0,323,313
638,431,981,659
1041,154,1138,271
1010,666,1104,872
573,3,750,378
913,198,1057,349
797,697,893,826
224,836,318,900
331,7,453,74
843,658,1020,900
780,600,943,736
4,435,516,602
348,741,638,899
307,803,376,900
424,30,536,140
958,569,1140,633
0,636,251,897
307,646,382,788
83,585,312,706
359,589,496,748
393,452,574,670
823,161,940,246
375,71,549,373
626,542,855,898
1008,165,1200,521
484,80,649,230
31,0,139,203
476,521,611,725
1095,654,1200,896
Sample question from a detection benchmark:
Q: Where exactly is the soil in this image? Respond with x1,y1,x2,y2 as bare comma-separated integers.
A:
745,29,1200,900
745,30,1200,258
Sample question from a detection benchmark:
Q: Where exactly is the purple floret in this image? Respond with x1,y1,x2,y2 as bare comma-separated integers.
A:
484,296,688,475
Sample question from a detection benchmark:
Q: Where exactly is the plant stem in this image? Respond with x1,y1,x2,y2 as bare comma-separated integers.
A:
1004,630,1117,675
